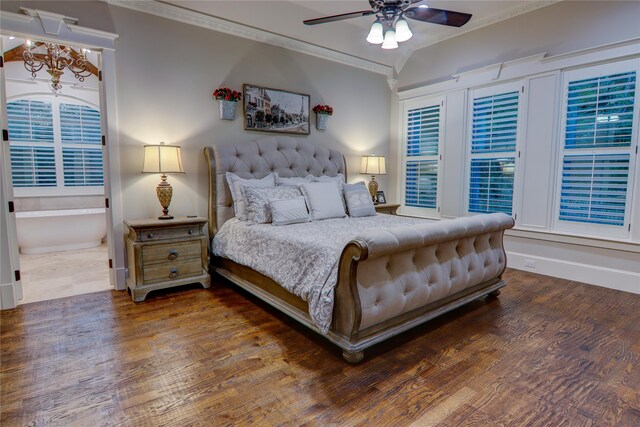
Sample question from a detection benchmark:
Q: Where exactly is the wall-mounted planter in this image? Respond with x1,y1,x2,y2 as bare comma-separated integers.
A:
316,113,329,130
219,100,237,121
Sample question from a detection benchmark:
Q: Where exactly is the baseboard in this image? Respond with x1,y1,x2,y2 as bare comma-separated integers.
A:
0,281,17,310
507,251,640,295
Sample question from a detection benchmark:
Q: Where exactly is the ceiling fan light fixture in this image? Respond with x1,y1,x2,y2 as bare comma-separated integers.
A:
395,17,413,42
366,18,384,44
381,29,398,50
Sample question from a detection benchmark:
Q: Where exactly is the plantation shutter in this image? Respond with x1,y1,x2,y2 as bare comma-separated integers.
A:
7,100,56,188
468,89,519,215
59,103,102,144
404,103,440,209
59,103,104,187
558,70,636,229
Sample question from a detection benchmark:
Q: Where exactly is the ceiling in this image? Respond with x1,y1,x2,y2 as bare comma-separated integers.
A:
160,0,558,71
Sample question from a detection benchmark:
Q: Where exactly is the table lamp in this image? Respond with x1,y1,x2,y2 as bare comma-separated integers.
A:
360,154,386,204
142,142,184,219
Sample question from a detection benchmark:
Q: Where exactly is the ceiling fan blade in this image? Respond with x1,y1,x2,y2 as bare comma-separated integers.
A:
404,7,472,27
304,10,375,26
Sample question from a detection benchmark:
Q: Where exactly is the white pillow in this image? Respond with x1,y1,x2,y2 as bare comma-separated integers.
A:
226,172,275,221
312,174,346,209
242,185,302,224
270,196,310,226
276,174,313,186
299,181,347,221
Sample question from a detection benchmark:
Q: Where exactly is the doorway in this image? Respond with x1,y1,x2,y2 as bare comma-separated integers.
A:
3,35,111,304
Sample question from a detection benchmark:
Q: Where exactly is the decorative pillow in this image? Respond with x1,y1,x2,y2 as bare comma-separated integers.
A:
343,183,376,217
226,172,276,221
270,197,310,226
299,181,347,221
276,174,313,186
311,174,346,209
242,185,303,224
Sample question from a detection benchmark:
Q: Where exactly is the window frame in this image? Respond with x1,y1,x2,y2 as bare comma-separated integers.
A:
8,94,104,197
399,95,445,218
465,81,525,217
552,60,639,239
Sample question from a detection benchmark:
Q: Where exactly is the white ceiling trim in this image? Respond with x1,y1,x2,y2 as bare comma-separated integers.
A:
106,0,393,77
405,0,561,59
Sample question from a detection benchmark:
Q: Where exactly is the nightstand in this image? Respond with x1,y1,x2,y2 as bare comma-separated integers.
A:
375,203,400,215
124,217,210,302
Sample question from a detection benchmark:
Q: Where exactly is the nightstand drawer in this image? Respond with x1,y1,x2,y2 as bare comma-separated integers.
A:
142,241,202,264
140,225,201,242
142,259,203,284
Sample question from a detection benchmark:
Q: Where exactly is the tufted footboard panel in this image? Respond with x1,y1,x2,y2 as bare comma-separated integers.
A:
352,213,514,330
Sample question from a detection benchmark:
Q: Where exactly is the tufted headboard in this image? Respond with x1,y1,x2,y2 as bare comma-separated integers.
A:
204,136,346,237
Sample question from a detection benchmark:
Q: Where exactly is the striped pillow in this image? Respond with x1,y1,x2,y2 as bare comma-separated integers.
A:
270,197,310,226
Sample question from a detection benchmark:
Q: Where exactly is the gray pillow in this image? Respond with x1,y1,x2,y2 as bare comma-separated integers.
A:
311,174,346,210
242,185,303,224
276,174,313,186
299,181,347,221
270,196,310,225
343,183,376,217
226,172,276,221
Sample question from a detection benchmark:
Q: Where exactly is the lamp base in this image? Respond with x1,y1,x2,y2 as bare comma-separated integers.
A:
156,174,174,220
368,176,379,204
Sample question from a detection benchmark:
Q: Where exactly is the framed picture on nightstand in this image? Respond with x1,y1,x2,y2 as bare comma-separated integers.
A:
376,191,386,204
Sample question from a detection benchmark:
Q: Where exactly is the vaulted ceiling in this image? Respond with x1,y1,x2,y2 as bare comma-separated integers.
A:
160,0,559,71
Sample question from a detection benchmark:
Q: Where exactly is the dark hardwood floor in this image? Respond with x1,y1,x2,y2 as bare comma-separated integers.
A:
1,269,639,426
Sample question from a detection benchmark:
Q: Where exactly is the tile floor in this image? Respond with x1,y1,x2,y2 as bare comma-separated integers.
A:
18,243,112,305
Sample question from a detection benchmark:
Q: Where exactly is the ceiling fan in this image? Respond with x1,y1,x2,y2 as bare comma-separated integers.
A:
303,0,472,49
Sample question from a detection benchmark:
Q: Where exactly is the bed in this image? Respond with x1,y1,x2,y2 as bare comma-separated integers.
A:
204,136,515,363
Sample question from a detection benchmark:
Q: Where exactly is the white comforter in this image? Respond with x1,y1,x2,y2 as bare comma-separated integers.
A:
212,214,431,333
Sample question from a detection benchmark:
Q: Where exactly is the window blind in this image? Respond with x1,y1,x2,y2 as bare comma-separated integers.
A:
559,70,636,228
404,103,440,209
468,88,519,215
7,100,54,143
469,158,515,215
407,105,439,156
405,160,438,208
471,91,519,153
59,103,102,145
62,148,104,186
559,154,629,226
565,72,635,149
9,146,57,187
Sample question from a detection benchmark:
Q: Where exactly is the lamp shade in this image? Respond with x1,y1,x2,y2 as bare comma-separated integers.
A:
360,155,387,175
381,29,398,50
142,142,184,174
395,18,413,42
366,19,384,44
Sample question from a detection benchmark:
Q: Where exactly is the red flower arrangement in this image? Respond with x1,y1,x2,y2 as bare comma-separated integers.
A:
312,104,333,116
213,87,242,102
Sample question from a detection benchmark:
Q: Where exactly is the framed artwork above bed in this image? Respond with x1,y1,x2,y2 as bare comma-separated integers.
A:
243,84,310,135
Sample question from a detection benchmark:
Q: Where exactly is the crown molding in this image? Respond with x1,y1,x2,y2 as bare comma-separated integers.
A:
105,0,393,77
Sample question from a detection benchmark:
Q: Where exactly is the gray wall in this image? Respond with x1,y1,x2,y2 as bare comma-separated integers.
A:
1,1,392,220
398,1,640,90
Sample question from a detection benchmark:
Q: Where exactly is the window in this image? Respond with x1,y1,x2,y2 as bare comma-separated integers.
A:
7,97,103,195
401,97,443,214
555,61,638,237
467,84,521,215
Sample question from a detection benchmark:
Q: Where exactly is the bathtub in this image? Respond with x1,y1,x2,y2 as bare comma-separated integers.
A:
16,208,107,254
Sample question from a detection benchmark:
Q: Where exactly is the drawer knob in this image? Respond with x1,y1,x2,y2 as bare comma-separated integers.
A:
147,233,154,239
167,249,178,260
169,268,179,279
188,229,194,235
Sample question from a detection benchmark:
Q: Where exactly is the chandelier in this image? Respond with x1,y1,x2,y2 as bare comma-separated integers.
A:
22,41,93,93
366,1,416,49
